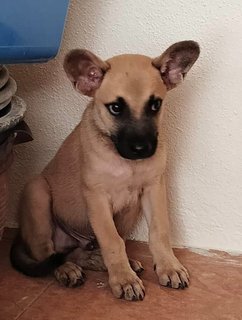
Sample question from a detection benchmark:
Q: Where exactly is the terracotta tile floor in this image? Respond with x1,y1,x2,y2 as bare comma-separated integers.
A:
0,229,242,320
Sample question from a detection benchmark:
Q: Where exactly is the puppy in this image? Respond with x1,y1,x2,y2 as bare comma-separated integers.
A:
10,41,200,301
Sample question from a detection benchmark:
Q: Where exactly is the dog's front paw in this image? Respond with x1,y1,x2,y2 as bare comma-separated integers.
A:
109,269,145,301
54,261,86,288
155,256,189,289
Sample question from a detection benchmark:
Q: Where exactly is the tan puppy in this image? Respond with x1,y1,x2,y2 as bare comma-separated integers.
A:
11,41,200,301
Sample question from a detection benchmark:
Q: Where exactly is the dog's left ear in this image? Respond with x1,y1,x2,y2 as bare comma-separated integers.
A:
152,40,200,90
64,49,110,96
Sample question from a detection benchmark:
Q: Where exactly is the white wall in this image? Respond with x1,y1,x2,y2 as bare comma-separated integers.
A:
8,0,242,252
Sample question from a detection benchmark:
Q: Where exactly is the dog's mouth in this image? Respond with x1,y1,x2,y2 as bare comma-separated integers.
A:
111,130,158,160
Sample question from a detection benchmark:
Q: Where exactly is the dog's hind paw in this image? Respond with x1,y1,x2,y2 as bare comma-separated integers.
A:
54,261,86,288
129,259,144,274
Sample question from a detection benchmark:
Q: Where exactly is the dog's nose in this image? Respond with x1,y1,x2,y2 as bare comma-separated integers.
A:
113,126,158,160
130,141,149,155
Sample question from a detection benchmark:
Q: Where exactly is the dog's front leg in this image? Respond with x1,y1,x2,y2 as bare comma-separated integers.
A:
85,191,145,301
142,175,189,289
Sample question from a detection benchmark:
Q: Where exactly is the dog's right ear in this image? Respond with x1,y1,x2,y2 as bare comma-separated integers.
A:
63,49,110,97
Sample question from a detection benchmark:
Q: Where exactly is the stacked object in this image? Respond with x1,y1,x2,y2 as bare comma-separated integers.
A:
0,65,32,239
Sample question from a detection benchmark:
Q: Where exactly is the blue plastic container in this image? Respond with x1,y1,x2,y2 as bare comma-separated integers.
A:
0,0,70,64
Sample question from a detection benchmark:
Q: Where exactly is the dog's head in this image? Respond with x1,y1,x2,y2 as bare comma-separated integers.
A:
64,41,200,160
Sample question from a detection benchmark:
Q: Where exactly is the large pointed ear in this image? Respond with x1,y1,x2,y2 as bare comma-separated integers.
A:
63,49,110,96
152,41,200,90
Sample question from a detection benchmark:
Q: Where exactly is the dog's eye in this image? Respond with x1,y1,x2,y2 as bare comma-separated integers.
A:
106,103,123,116
150,99,162,113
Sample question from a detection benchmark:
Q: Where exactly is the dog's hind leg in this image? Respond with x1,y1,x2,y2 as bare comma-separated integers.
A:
20,175,55,260
62,247,144,274
64,248,107,271
10,175,63,277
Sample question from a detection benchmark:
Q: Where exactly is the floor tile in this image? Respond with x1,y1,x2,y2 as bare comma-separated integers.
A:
0,238,53,320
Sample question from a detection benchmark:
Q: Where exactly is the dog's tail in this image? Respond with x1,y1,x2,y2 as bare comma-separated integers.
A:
10,235,65,277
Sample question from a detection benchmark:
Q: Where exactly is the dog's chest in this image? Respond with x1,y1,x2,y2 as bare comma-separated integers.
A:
108,175,141,214
98,159,157,214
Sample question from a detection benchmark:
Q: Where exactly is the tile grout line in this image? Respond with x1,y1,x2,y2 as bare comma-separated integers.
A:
14,281,54,320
